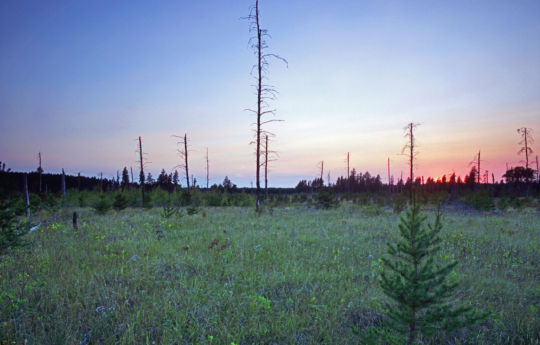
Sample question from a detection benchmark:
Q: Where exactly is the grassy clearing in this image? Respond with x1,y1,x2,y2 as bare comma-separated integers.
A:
1,204,539,344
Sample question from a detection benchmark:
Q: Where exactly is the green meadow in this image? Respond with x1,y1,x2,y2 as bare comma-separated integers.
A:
1,204,539,344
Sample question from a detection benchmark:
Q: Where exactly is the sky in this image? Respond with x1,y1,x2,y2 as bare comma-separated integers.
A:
1,0,539,187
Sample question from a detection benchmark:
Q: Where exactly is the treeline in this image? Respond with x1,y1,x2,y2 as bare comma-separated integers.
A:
296,166,540,197
1,164,538,203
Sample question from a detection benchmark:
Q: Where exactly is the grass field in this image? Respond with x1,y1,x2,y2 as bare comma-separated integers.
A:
1,204,539,344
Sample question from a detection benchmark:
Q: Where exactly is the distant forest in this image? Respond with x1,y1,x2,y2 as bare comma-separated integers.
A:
1,164,538,198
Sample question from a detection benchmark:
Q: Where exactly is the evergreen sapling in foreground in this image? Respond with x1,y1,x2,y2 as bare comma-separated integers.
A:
379,205,485,344
0,199,29,255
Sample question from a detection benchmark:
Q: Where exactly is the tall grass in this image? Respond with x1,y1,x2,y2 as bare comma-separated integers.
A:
1,204,538,344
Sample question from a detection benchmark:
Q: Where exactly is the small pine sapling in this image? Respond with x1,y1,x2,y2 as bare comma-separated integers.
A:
113,193,128,211
379,205,486,344
161,197,178,219
0,199,29,255
93,194,111,215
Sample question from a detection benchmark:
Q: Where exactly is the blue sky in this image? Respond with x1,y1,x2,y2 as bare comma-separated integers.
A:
1,0,539,187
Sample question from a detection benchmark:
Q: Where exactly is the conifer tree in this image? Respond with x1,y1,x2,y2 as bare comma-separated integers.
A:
0,199,28,255
379,205,485,344
121,167,130,191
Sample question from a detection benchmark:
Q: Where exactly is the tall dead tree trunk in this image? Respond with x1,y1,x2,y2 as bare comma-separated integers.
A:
320,160,324,186
138,136,145,205
184,134,190,194
517,127,533,170
24,173,30,218
255,2,262,211
173,133,191,199
264,135,269,200
409,125,414,196
477,151,481,185
130,167,134,190
246,0,286,212
38,152,42,193
99,172,103,193
536,155,540,182
387,157,391,191
206,147,209,189
403,123,419,205
61,168,66,197
347,152,350,193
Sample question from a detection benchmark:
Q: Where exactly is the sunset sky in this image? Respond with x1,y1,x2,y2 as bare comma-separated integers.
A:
1,0,539,187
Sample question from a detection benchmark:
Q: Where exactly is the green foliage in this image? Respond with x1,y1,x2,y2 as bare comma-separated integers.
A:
380,206,486,344
161,197,178,219
466,190,495,211
204,190,228,206
42,193,61,213
29,193,42,213
392,193,408,214
142,194,153,209
0,198,29,254
0,207,537,344
496,197,510,211
510,197,525,210
362,203,383,217
93,194,111,215
78,194,86,207
112,193,128,211
316,188,339,209
186,206,199,216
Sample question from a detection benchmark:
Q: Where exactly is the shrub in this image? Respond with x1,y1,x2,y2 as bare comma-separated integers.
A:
510,197,525,210
93,195,111,215
204,191,227,206
0,199,29,255
496,197,510,211
186,206,199,216
142,194,153,209
379,205,486,344
113,193,128,211
316,188,338,209
29,193,42,214
392,194,408,214
43,193,61,213
78,194,86,207
466,190,494,211
161,197,178,219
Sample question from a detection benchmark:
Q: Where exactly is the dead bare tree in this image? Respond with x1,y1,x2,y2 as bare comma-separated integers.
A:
245,0,287,212
24,173,30,218
206,147,209,189
37,152,43,193
173,133,191,198
61,168,66,197
517,127,534,170
99,172,103,193
263,134,278,200
536,155,540,182
469,150,482,185
347,152,350,193
319,160,324,186
387,157,391,190
402,123,420,204
137,136,150,205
